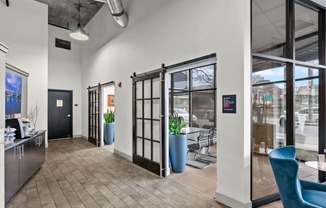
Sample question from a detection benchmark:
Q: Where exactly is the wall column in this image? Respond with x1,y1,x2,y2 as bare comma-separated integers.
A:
0,42,9,208
215,0,252,207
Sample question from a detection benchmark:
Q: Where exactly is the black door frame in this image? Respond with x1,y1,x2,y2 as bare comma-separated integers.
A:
48,89,73,139
132,68,166,177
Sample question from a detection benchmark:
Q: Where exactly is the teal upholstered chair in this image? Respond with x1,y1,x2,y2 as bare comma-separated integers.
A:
269,146,326,208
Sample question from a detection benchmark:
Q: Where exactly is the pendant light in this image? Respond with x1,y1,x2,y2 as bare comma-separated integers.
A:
70,0,89,41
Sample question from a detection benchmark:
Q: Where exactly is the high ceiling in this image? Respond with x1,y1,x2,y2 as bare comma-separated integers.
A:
35,0,105,29
252,0,318,54
252,0,320,72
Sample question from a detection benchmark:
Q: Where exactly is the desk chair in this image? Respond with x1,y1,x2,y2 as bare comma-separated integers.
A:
269,146,326,208
188,129,216,163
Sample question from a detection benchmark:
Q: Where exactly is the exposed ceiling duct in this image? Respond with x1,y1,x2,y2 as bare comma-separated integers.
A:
104,0,128,28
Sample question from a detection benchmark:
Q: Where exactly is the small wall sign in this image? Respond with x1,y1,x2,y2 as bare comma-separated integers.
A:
56,99,63,107
222,94,236,113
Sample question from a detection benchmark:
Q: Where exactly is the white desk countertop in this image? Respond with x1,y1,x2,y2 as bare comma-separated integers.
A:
305,161,326,172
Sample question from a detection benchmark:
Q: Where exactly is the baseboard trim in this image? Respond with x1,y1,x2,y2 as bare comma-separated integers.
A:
81,135,88,140
215,192,252,208
114,149,132,161
73,135,82,138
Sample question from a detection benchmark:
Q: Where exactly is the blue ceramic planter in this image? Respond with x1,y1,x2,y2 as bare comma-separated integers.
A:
169,134,187,173
104,123,114,145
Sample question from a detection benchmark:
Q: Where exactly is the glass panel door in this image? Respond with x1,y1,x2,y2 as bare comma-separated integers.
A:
132,72,165,176
88,86,100,146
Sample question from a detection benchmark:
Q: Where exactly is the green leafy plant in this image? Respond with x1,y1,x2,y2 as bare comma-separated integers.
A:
169,113,187,135
104,109,114,124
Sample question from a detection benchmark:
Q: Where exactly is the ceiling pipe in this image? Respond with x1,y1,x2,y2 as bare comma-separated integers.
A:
104,0,128,28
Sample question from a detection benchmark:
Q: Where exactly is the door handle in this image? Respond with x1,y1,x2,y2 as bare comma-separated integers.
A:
67,114,71,118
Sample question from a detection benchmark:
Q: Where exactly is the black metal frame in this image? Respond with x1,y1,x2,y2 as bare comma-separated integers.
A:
251,0,326,206
87,84,101,147
132,69,166,176
48,89,73,139
318,7,326,182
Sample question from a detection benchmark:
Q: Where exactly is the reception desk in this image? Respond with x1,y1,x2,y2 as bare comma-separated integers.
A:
5,130,46,203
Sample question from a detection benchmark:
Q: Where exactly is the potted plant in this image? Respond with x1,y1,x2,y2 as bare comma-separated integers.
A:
103,109,114,145
169,113,187,173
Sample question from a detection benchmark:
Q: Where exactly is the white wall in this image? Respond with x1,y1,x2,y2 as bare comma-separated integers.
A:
0,44,8,128
82,0,251,206
215,1,252,207
102,84,115,114
48,25,82,137
0,0,48,144
81,0,221,158
0,43,9,208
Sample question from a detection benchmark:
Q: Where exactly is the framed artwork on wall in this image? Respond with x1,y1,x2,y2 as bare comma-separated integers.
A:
108,94,115,107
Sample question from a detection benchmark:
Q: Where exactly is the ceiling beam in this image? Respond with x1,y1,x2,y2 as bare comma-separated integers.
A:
6,0,9,7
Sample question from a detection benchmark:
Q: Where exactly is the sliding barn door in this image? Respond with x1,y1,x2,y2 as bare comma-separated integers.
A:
132,70,166,177
88,85,101,146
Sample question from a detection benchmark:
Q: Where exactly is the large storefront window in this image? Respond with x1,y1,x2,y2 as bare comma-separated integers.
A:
252,59,286,200
295,4,319,64
251,0,325,206
252,0,286,57
295,66,319,183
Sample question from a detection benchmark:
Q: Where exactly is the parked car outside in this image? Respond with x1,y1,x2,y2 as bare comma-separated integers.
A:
297,107,318,121
204,109,215,122
279,111,300,128
174,108,197,122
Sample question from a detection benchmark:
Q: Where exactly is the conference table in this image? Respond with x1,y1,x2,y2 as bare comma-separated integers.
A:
183,127,209,134
305,161,326,172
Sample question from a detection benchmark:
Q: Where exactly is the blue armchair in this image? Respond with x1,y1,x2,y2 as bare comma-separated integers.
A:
268,146,326,208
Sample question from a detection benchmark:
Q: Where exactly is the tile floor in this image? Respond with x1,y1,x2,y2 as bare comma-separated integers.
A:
6,138,226,208
169,146,217,198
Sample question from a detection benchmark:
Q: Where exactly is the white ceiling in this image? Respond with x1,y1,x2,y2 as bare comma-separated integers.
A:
252,0,318,53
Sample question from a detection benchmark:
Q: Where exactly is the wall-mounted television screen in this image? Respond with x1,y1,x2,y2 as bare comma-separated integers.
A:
5,71,22,115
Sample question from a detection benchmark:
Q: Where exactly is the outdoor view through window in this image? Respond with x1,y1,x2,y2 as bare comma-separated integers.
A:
251,0,321,203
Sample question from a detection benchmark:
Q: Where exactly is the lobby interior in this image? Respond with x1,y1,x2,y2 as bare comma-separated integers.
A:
1,0,326,208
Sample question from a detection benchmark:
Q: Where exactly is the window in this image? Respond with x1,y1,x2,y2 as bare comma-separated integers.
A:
251,0,326,206
170,64,216,129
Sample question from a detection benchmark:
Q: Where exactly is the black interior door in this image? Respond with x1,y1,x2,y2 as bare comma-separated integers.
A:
48,90,73,139
132,70,166,177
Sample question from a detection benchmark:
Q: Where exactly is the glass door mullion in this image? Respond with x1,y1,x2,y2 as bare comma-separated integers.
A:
151,78,154,162
142,80,145,158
